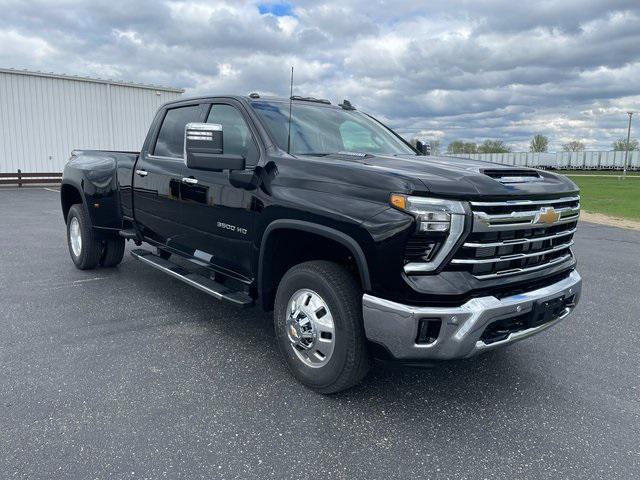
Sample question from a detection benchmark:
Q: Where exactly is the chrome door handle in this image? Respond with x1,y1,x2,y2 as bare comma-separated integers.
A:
135,169,148,177
182,177,198,185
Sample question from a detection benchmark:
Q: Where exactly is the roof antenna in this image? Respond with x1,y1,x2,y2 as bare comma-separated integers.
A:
287,66,294,154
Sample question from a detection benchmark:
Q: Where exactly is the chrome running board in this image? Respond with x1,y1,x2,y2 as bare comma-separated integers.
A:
131,249,253,307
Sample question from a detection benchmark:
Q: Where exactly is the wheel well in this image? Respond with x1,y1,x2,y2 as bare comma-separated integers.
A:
259,228,365,311
60,184,83,221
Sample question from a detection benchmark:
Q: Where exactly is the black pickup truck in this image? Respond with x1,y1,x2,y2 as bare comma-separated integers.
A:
61,94,582,393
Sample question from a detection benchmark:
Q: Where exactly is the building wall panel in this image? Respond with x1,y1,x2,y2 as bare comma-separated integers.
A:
0,69,182,173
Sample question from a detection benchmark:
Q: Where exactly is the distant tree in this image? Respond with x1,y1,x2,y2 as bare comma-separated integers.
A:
529,134,549,152
612,138,639,151
477,139,511,154
461,142,478,154
446,141,477,154
446,140,463,154
562,141,585,152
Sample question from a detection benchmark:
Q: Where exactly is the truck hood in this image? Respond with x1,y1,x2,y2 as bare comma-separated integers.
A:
319,152,578,199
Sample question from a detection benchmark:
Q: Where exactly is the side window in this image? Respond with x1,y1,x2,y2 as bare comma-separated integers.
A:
154,105,202,158
207,104,259,166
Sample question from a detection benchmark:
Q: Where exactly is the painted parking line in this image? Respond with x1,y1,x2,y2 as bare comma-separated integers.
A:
44,187,60,192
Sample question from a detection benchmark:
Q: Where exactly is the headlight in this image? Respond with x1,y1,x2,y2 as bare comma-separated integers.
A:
390,194,466,233
390,194,468,273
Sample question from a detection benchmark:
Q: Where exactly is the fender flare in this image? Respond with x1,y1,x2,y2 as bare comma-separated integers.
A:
258,219,372,295
59,179,87,219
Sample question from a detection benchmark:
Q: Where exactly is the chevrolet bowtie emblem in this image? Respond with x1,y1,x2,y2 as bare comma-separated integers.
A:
534,207,561,225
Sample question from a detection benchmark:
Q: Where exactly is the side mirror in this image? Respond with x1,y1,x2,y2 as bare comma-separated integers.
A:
415,140,431,156
184,123,246,171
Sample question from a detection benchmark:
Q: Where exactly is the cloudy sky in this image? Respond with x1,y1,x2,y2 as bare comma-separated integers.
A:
1,0,639,151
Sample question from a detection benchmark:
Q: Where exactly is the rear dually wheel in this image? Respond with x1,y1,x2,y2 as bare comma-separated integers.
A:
66,204,102,270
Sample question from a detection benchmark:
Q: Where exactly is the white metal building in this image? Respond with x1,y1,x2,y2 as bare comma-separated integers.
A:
452,151,640,169
0,68,183,173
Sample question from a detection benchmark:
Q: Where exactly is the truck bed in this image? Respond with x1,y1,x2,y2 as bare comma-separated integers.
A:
64,149,140,226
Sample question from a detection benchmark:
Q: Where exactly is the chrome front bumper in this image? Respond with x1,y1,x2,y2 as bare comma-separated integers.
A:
362,270,582,361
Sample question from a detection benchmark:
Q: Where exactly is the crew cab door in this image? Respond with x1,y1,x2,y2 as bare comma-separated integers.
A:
180,101,260,279
133,103,204,253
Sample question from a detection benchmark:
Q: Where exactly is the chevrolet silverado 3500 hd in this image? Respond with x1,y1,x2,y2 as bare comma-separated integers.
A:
61,94,582,393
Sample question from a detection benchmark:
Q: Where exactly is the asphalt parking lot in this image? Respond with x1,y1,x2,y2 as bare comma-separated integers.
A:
1,187,639,479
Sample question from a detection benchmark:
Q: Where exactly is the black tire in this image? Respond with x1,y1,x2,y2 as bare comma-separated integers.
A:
66,204,102,270
274,261,370,394
157,248,171,260
100,237,125,267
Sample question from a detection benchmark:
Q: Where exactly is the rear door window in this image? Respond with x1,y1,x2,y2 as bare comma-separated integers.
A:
154,105,202,158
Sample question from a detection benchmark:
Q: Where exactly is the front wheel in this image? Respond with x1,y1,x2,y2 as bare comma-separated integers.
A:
274,261,370,394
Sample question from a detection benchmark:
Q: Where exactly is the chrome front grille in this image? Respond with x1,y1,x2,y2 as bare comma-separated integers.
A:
450,196,579,280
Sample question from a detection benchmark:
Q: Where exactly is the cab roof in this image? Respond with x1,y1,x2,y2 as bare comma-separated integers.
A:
162,94,348,110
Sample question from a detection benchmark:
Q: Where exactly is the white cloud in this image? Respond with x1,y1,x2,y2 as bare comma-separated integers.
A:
0,0,639,150
0,30,56,60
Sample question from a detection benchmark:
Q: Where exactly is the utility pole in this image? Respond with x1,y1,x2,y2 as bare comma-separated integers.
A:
623,111,633,178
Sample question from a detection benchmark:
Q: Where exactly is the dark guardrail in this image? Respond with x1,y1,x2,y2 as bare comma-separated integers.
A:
0,170,62,187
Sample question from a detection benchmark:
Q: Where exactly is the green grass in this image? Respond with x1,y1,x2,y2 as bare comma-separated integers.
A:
567,175,640,220
555,170,640,176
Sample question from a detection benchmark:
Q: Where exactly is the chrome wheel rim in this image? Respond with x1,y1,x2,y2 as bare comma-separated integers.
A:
69,217,82,257
286,289,335,368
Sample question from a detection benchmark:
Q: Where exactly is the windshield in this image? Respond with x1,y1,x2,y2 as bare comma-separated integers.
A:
250,100,416,156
